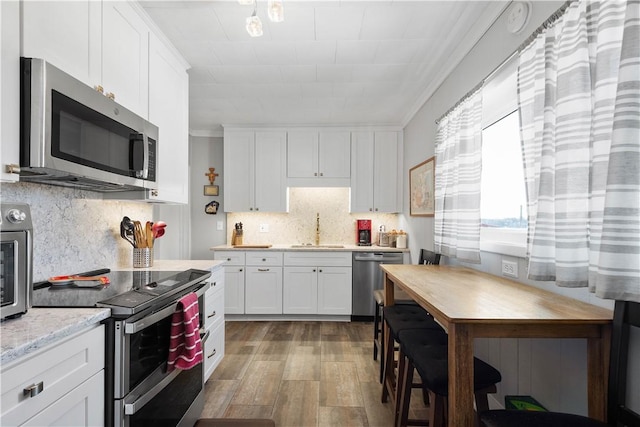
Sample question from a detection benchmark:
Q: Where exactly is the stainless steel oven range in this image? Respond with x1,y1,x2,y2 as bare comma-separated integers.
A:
32,268,211,427
0,203,33,320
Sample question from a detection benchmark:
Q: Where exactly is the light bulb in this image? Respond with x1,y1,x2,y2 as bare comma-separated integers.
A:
268,0,284,22
246,13,263,37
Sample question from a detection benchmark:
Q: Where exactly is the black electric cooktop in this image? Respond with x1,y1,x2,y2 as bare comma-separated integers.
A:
32,269,211,317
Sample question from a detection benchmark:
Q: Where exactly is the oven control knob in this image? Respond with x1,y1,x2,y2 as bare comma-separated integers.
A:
6,209,26,223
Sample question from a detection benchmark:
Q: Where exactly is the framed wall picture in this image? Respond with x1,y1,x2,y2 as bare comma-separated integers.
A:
409,157,435,216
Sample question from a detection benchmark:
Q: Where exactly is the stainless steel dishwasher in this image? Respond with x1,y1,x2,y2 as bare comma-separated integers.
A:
352,252,404,320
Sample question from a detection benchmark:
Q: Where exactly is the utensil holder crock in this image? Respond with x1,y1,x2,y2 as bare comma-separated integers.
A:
133,248,153,268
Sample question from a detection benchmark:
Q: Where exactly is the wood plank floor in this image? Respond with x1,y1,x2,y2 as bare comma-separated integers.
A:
202,321,430,426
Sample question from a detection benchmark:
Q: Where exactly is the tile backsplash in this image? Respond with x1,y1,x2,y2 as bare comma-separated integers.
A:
1,182,152,281
227,187,400,245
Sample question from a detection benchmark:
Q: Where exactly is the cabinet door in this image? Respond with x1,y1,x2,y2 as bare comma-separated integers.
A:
254,132,287,212
21,0,101,87
148,33,189,203
350,131,375,212
1,0,20,182
317,267,352,315
283,267,318,314
224,266,245,315
373,131,401,213
23,371,104,427
319,131,351,178
245,267,283,314
101,1,149,116
287,131,318,178
224,131,254,212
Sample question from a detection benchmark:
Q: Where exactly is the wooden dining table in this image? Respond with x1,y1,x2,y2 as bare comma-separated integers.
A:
381,264,613,427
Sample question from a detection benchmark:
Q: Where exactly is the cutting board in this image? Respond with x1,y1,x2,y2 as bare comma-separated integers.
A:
232,244,272,248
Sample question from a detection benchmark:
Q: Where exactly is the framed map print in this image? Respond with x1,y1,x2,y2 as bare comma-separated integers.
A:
409,157,435,216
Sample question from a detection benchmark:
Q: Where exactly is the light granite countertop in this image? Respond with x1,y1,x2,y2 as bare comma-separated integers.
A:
1,260,223,366
211,244,409,252
1,308,110,366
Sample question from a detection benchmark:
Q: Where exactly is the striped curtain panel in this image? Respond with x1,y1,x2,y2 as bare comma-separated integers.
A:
517,0,640,301
434,90,483,263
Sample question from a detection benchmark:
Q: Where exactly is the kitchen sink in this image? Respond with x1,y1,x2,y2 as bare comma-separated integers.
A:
290,244,345,248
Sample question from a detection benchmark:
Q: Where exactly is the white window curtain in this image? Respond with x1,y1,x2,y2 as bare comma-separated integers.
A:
434,89,483,263
517,0,640,301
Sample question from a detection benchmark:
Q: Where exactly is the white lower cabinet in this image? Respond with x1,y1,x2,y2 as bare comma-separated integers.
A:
283,267,318,314
214,251,246,314
245,266,283,314
0,325,105,427
203,267,225,382
283,252,352,315
317,266,352,315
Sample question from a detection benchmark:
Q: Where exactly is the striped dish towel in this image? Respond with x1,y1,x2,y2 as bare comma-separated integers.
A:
167,292,203,372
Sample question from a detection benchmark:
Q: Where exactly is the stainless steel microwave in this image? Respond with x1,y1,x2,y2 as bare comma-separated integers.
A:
19,58,158,192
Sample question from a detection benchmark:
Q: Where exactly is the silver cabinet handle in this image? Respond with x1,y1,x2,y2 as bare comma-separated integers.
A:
258,268,270,272
208,310,216,319
23,382,44,398
208,348,217,359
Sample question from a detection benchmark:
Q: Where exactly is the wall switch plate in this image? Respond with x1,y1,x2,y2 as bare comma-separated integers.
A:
216,221,223,231
259,223,269,233
502,260,518,278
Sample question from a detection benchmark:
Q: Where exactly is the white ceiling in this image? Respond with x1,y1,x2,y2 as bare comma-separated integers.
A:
141,1,508,136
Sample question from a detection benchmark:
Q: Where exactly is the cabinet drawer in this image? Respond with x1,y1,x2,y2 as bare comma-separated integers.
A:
246,251,283,266
208,267,224,292
204,321,225,382
1,325,105,426
284,251,352,267
214,251,245,266
204,286,225,330
23,370,104,427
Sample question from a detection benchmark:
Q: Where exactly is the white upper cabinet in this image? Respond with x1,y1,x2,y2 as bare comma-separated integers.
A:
148,32,189,204
22,0,149,117
224,130,287,212
1,0,20,182
101,2,149,117
287,130,351,187
351,131,402,213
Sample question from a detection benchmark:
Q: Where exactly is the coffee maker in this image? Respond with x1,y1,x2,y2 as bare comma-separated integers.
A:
357,219,372,246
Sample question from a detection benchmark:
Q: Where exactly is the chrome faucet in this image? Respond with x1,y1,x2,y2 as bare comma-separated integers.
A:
315,212,320,246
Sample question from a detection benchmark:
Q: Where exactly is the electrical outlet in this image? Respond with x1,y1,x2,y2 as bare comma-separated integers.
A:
502,260,518,278
216,221,223,231
259,223,269,233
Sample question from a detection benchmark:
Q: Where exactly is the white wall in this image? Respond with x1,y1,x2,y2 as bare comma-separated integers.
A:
189,136,226,259
399,0,626,415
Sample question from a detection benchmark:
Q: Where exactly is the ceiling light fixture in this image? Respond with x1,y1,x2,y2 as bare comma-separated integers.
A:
240,0,284,38
267,0,284,23
246,6,264,38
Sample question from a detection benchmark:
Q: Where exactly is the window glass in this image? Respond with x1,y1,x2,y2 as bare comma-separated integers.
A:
480,110,527,229
479,59,527,254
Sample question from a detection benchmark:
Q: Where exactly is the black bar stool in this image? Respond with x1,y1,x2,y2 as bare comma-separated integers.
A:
397,329,502,427
381,305,447,422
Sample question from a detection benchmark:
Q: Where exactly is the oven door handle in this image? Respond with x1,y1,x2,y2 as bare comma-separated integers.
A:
124,284,208,335
123,369,181,415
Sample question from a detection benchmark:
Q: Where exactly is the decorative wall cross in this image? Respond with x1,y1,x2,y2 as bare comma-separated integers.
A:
205,167,219,185
204,167,219,196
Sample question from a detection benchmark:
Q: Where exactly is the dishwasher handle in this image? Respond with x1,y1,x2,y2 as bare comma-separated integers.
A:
354,253,403,262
